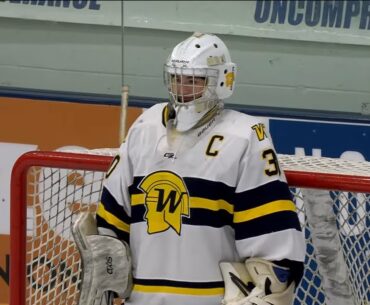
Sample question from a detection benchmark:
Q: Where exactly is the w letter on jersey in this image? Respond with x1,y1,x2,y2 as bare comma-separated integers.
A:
252,123,267,141
139,171,190,235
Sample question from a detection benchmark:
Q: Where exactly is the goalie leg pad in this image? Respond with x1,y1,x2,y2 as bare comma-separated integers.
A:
72,212,132,305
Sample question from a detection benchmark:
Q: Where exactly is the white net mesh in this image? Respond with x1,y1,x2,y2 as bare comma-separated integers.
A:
279,154,370,176
12,150,370,305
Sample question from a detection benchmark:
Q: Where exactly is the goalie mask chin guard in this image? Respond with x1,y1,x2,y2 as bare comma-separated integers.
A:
163,32,236,131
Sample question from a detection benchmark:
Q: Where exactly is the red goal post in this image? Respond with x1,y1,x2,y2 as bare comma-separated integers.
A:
10,150,370,305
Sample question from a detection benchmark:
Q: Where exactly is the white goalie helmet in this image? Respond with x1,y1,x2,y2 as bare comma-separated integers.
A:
164,32,236,131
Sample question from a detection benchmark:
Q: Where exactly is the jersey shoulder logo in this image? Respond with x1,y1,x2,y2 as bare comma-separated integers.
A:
251,123,267,141
138,171,190,235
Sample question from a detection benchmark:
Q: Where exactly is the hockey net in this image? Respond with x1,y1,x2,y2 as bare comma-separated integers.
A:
10,150,370,305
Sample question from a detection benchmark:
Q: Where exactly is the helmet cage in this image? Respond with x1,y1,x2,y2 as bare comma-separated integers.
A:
163,64,219,108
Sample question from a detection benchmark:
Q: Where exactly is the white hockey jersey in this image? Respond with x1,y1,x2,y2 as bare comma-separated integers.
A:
96,103,305,305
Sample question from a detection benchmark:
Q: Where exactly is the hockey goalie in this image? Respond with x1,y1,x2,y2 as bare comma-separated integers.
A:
82,32,305,305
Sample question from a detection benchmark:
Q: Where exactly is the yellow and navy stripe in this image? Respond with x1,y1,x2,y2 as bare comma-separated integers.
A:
233,209,301,240
232,180,293,210
106,177,301,240
96,187,130,243
129,176,235,202
129,176,235,228
231,180,301,240
128,177,301,238
133,278,224,296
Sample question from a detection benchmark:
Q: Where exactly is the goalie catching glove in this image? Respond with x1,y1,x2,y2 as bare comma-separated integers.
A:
72,212,133,305
220,258,295,305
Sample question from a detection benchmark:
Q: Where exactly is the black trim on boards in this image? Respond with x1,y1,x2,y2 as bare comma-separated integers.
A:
0,86,369,124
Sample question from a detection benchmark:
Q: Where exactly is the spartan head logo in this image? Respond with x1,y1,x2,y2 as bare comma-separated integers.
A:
138,171,190,235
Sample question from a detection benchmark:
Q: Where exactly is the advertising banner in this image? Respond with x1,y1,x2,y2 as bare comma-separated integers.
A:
0,0,120,25
270,117,370,160
123,0,370,46
0,1,369,45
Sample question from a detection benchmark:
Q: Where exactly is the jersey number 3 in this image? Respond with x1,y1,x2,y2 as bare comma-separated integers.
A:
262,149,281,176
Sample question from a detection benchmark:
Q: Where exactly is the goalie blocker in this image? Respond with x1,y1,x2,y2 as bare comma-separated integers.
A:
220,258,301,305
72,212,133,305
